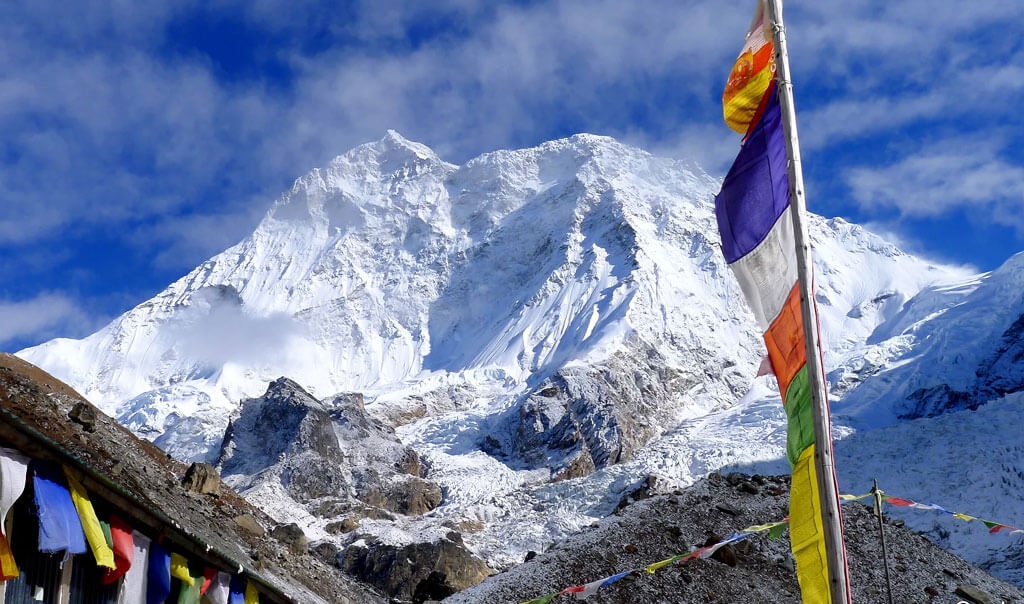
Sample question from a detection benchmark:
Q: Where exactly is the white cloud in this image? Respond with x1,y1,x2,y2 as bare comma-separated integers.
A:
0,294,94,351
1,0,1023,348
845,143,1024,230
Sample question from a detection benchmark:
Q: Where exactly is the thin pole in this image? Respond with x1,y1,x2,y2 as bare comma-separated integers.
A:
763,1,852,602
872,479,896,604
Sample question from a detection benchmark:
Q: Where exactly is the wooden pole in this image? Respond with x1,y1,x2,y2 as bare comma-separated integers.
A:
872,479,896,604
762,1,852,602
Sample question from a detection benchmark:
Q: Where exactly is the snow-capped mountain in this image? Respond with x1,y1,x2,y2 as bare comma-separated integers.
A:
18,132,1023,585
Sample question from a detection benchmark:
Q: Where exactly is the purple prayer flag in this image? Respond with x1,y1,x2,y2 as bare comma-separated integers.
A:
714,89,790,264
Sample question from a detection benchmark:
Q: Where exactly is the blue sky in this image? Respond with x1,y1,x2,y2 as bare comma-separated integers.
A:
2,0,1022,352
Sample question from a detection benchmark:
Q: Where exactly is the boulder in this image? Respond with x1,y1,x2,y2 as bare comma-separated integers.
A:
341,532,492,601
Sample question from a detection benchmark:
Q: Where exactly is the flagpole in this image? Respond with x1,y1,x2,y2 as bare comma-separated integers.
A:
762,1,852,602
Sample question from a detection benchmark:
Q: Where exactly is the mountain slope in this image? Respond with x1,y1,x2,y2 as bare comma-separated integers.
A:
17,132,962,464
21,132,1023,587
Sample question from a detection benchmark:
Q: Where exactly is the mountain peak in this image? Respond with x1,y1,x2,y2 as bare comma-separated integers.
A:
328,130,451,178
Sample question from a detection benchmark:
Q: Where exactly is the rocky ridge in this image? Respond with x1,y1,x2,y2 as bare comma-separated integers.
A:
450,472,1024,604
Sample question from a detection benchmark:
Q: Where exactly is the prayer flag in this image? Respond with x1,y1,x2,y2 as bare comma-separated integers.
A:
244,579,260,604
205,571,231,604
171,553,195,586
148,541,172,604
64,466,116,569
0,447,29,581
716,13,845,597
32,463,87,555
119,531,151,604
722,0,775,134
176,565,204,604
229,575,246,604
102,515,135,585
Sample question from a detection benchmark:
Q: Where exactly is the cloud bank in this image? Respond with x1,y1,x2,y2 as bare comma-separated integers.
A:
2,0,1022,349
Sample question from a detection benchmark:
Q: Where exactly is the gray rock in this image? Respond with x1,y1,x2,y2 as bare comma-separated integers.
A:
341,532,492,600
217,377,443,525
955,584,999,604
270,522,308,555
181,461,221,495
68,402,98,432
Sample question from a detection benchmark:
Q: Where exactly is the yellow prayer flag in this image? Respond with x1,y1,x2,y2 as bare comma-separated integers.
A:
171,552,195,586
790,446,831,603
722,0,776,133
245,580,261,604
63,467,116,569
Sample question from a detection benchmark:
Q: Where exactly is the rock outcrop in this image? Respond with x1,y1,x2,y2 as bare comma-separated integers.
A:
340,530,492,602
216,377,441,516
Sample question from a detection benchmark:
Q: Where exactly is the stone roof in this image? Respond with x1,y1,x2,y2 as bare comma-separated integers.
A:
0,353,384,604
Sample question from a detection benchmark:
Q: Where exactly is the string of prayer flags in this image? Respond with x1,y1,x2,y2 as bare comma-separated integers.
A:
520,513,802,602
561,570,635,600
716,79,836,604
881,494,1024,535
512,486,1020,604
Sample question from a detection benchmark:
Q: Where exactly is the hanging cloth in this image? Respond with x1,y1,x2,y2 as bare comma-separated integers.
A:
244,579,260,604
101,515,135,585
147,540,172,604
32,463,87,554
175,561,203,604
118,531,151,604
170,553,194,586
63,466,116,569
0,447,29,580
228,574,245,604
204,571,231,604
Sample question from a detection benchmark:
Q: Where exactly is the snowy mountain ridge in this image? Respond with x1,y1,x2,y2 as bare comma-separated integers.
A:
17,132,1024,585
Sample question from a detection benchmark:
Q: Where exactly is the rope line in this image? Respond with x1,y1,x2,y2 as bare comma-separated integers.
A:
518,488,1022,603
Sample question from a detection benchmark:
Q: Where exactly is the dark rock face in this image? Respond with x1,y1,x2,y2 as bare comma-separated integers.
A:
216,378,442,516
899,313,1024,420
270,523,308,555
489,344,691,480
900,384,979,420
218,377,350,501
68,402,98,432
340,531,492,601
976,312,1024,397
355,474,441,516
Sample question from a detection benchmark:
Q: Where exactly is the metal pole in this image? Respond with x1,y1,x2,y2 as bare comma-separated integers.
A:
763,1,852,602
872,479,896,604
